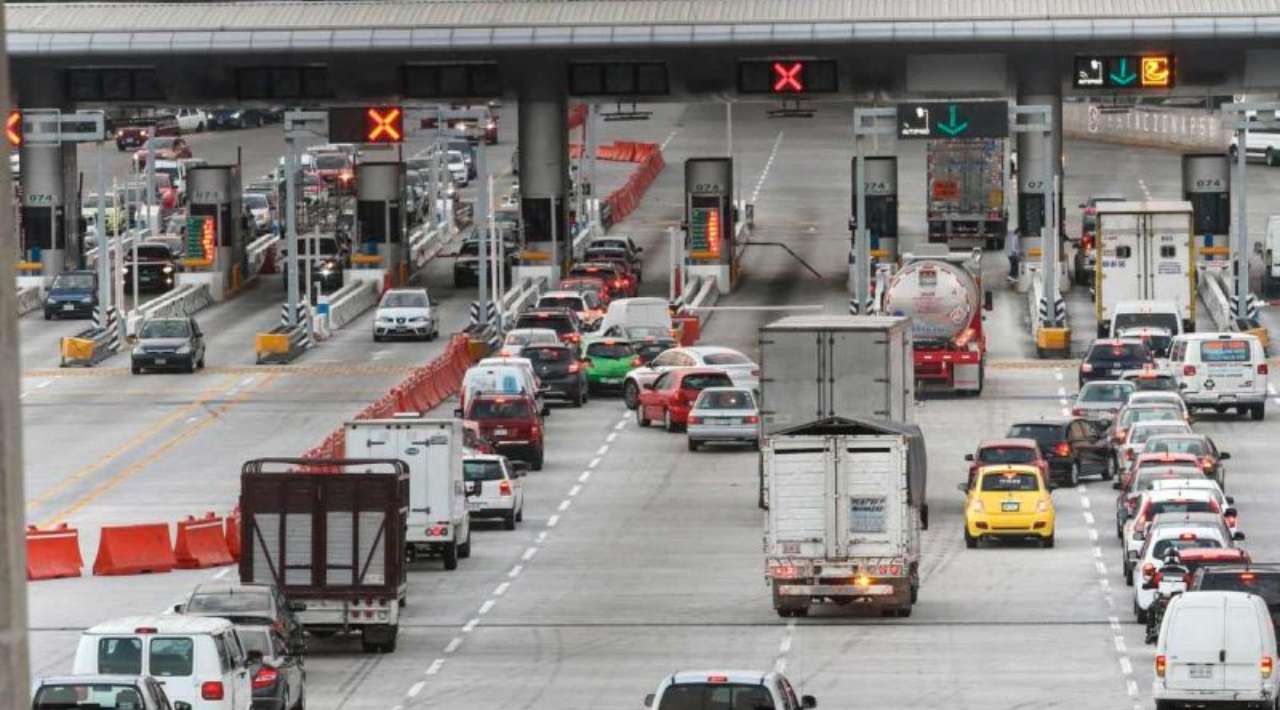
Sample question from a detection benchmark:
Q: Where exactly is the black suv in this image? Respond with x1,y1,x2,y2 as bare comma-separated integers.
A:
1190,564,1280,634
513,309,583,353
1006,418,1111,487
123,243,180,294
522,343,588,407
1079,339,1154,388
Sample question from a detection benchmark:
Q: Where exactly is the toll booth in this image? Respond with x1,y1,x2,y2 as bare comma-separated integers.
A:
1181,154,1230,259
684,158,735,293
187,165,243,299
355,161,406,283
18,142,68,278
850,156,899,263
1016,132,1050,269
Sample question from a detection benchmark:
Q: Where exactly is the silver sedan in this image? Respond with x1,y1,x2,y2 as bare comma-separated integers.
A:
686,387,760,452
1072,380,1135,424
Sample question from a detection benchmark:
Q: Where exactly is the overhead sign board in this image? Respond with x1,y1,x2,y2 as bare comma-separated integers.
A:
328,107,403,144
1073,55,1175,89
896,101,1008,139
569,62,669,97
738,59,838,95
402,63,501,99
15,109,105,144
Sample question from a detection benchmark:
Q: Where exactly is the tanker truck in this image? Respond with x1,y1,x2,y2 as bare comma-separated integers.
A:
881,245,992,395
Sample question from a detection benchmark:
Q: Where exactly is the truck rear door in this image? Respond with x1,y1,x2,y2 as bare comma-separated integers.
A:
1148,211,1193,321
836,440,904,559
826,329,894,421
767,439,829,560
1098,212,1143,322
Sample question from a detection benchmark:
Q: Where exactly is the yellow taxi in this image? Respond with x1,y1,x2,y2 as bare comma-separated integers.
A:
963,464,1055,548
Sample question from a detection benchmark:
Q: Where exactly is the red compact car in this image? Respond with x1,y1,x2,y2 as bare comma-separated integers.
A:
461,393,544,470
963,438,1049,488
635,368,734,432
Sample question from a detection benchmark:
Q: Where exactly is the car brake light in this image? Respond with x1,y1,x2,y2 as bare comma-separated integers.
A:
568,362,581,373
1156,655,1167,677
1184,365,1197,377
1260,363,1269,376
1264,656,1274,679
1242,572,1257,582
1082,362,1093,373
1201,458,1215,471
1178,532,1198,541
134,627,157,634
1054,442,1071,457
1072,407,1083,416
1152,570,1163,586
252,666,279,690
631,357,643,367
688,416,702,425
1082,234,1093,250
744,415,760,424
201,681,225,701
499,480,512,496
1142,563,1156,581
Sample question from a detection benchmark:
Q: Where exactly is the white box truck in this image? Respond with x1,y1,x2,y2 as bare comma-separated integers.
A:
756,315,914,508
1094,201,1197,338
764,418,926,618
344,416,472,570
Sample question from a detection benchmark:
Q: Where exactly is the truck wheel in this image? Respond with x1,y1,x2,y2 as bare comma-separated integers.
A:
442,542,459,571
503,511,516,530
1253,404,1266,421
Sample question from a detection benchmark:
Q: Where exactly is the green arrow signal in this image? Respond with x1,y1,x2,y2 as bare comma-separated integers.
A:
936,104,970,137
1109,57,1137,86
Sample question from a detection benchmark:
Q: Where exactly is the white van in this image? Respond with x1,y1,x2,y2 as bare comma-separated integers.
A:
73,616,252,710
597,297,673,340
1155,591,1279,708
1109,300,1183,357
1168,332,1268,420
466,358,546,413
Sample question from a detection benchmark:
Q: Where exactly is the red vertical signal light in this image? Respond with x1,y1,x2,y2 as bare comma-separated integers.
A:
772,62,804,93
366,107,403,143
6,110,21,147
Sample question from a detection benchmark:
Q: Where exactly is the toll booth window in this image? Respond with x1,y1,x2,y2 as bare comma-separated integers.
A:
1115,246,1132,259
1200,340,1251,363
1160,246,1177,258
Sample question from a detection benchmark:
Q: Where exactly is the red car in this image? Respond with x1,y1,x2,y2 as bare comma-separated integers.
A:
558,277,612,308
568,262,635,299
1120,452,1203,490
635,368,735,432
461,393,544,470
313,152,355,193
963,438,1049,488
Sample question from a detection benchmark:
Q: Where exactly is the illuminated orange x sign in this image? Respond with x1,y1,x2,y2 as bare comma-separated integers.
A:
6,111,21,147
772,62,803,93
366,107,403,143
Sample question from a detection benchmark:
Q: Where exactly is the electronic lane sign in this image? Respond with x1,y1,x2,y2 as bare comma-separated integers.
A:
328,107,404,144
737,59,838,95
1073,55,1174,89
896,101,1009,140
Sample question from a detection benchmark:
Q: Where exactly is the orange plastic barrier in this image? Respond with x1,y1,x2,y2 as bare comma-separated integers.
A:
93,523,176,576
26,524,84,580
225,508,242,562
175,513,234,569
672,313,702,346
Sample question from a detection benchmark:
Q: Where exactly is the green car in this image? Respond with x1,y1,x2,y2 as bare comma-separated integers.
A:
584,338,640,393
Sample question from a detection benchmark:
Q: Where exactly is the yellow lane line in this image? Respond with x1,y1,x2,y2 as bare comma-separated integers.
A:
22,363,422,379
25,375,239,514
40,373,281,527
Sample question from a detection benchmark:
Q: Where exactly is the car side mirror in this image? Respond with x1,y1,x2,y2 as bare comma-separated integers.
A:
1219,452,1231,460
1234,531,1247,541
171,603,184,613
963,453,974,462
644,694,655,708
983,290,994,311
802,695,817,709
288,601,307,612
174,703,193,710
1227,495,1236,505
453,408,464,418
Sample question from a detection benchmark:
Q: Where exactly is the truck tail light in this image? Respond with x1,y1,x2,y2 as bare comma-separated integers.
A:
201,681,225,700
771,565,800,579
1184,365,1197,377
1260,363,1270,376
1156,655,1167,677
1081,362,1093,373
499,480,512,496
1072,407,1084,417
252,666,279,690
1264,656,1274,679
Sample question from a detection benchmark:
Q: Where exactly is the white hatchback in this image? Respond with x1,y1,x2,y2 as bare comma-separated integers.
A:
463,455,526,530
373,288,438,342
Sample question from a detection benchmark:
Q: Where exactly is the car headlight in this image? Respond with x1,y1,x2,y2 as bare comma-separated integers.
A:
132,346,145,356
377,316,393,324
176,344,191,355
162,265,174,274
80,296,94,303
409,317,427,323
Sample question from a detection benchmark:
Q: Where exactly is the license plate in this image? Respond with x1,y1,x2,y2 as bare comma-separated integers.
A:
1220,394,1237,401
1001,501,1020,512
1189,665,1214,679
154,358,166,365
62,304,74,311
601,378,621,384
467,501,485,511
494,428,507,436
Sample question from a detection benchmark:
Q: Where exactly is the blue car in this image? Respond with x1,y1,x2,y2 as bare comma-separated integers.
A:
43,270,98,320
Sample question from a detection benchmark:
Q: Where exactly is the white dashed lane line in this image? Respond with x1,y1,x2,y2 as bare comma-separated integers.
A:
750,132,785,204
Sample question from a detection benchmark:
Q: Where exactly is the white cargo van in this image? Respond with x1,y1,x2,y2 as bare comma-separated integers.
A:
1168,332,1269,420
461,362,543,414
597,297,673,339
1109,300,1183,357
73,615,252,710
344,416,473,569
1094,201,1196,338
1154,591,1279,708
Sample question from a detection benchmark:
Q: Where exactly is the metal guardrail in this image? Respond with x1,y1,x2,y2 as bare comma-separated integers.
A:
684,276,720,326
570,199,604,260
1028,264,1070,358
85,228,151,266
16,285,42,316
255,323,310,364
326,279,380,331
670,275,703,313
127,283,215,335
499,276,547,324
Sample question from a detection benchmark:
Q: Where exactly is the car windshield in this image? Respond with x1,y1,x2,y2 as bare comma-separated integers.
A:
628,326,670,339
1153,538,1222,558
314,154,347,170
681,373,733,391
635,342,671,361
134,245,172,261
1080,383,1134,403
243,194,268,209
463,459,505,482
34,683,146,709
523,346,569,364
237,628,272,657
539,296,584,310
1089,343,1151,363
1136,470,1203,490
154,167,177,183
186,589,271,614
978,447,1038,464
1122,408,1180,427
1146,438,1209,457
515,315,573,335
505,331,553,346
151,137,175,149
469,398,532,420
1198,572,1280,608
1149,500,1216,517
381,292,428,308
587,342,634,359
703,352,752,366
54,273,95,290
1006,424,1064,449
1200,339,1252,363
657,683,776,710
696,390,754,410
139,320,190,339
980,471,1040,491
586,249,627,262
1114,313,1180,334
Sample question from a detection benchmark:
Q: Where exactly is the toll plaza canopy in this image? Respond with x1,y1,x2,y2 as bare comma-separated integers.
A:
10,0,1280,55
